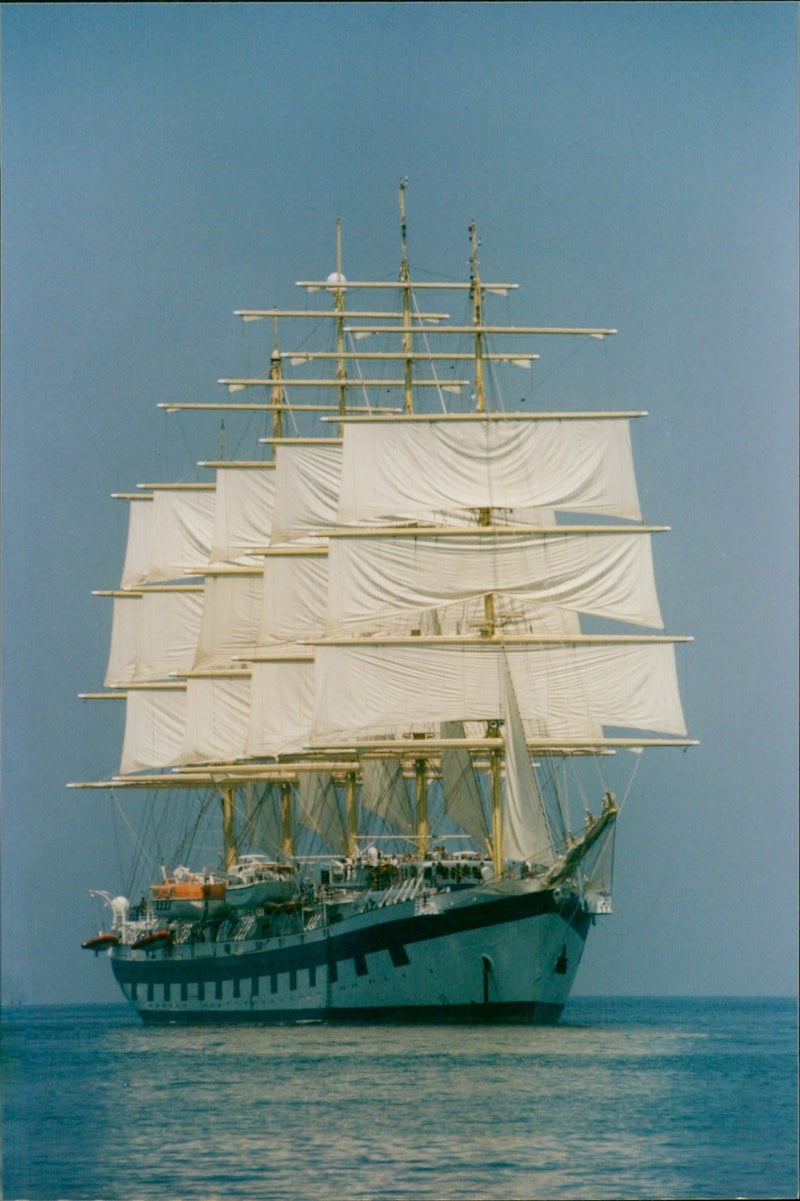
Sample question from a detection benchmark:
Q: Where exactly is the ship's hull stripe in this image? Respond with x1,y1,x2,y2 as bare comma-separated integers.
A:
111,888,588,986
136,1000,566,1026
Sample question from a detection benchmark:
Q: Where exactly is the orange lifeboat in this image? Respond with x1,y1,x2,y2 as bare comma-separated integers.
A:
149,870,227,920
132,929,173,950
81,932,120,951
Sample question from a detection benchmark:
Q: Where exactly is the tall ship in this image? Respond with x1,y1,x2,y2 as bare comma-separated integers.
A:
75,189,694,1023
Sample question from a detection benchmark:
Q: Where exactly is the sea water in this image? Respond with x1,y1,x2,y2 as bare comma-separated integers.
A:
2,997,797,1200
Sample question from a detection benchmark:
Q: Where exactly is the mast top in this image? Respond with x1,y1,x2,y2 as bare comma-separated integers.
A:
399,179,409,283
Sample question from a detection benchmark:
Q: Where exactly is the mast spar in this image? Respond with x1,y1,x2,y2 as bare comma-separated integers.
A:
470,219,503,874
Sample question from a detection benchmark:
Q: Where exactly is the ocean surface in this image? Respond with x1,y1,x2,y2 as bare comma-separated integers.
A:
2,997,796,1201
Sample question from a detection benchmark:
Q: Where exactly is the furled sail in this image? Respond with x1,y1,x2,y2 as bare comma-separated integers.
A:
337,416,642,524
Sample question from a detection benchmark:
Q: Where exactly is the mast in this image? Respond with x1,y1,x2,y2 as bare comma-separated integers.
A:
415,751,429,858
269,317,284,443
346,770,358,858
469,221,486,415
280,780,293,858
471,221,501,871
399,181,414,415
401,188,426,853
333,217,348,423
221,785,237,870
488,724,503,878
470,224,496,634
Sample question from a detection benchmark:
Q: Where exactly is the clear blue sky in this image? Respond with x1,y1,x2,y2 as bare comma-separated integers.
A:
2,2,797,1004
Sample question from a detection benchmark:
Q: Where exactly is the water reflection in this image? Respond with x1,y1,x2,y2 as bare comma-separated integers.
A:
3,1000,797,1200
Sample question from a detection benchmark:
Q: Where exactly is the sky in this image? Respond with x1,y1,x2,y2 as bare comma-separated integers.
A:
2,2,797,1005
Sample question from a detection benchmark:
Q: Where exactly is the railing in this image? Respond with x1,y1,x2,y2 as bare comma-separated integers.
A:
371,874,427,909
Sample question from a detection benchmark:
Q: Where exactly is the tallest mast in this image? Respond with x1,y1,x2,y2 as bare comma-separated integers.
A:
471,220,500,874
334,216,348,422
472,218,495,633
399,180,414,415
400,181,427,852
469,221,486,415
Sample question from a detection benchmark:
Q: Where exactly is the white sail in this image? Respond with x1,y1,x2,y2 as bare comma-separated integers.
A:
337,417,642,524
135,588,204,681
119,496,154,589
312,640,687,742
180,673,251,765
257,551,329,649
327,529,664,632
361,759,415,835
209,464,276,564
270,442,342,545
501,659,558,865
513,507,557,527
119,685,187,775
376,595,581,637
105,592,141,687
147,487,216,583
193,571,265,670
105,587,206,686
246,655,315,758
297,771,347,855
245,783,284,857
440,722,491,850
